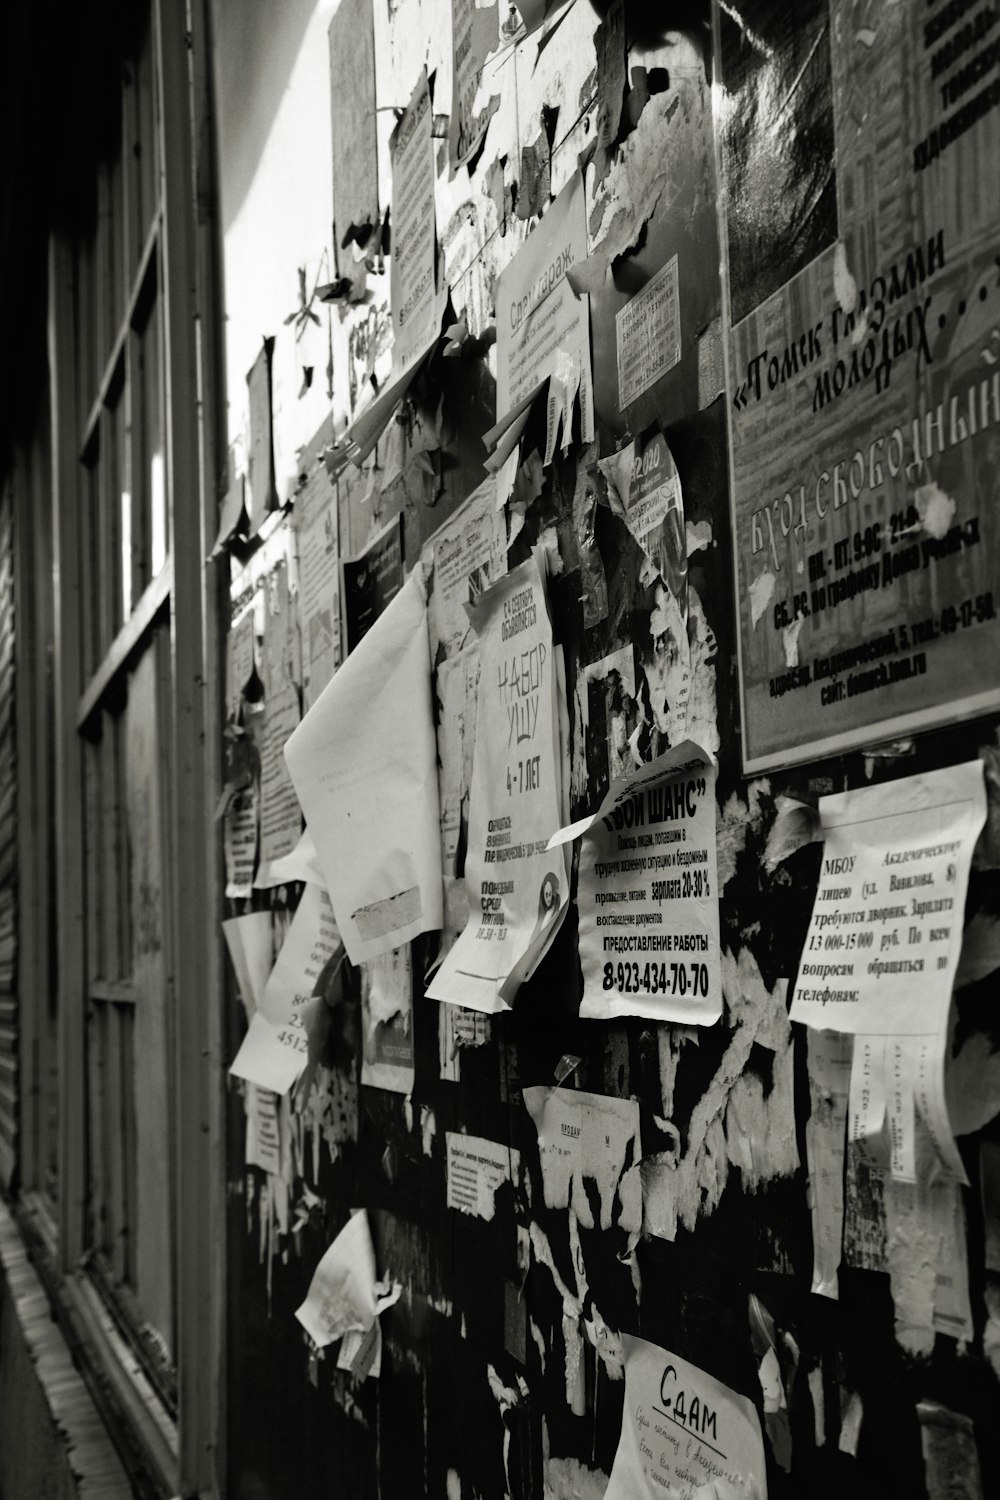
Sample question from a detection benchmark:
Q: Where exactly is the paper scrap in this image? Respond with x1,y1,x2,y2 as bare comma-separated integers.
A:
246,338,278,534
806,1029,852,1298
210,473,246,560
341,512,404,656
229,883,340,1095
606,1333,767,1499
523,1086,641,1233
550,742,721,1025
422,478,507,662
616,256,681,411
328,0,379,249
258,560,303,869
448,0,501,173
225,606,257,718
361,946,415,1095
884,1119,973,1353
342,69,447,464
427,552,568,1012
224,788,258,899
295,1209,377,1348
285,569,443,965
252,824,324,890
446,1132,519,1219
245,1084,282,1176
493,171,593,455
390,71,439,373
598,430,688,616
222,909,274,1018
294,463,342,709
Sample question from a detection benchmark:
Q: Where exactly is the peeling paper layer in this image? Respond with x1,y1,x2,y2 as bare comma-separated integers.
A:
295,1209,378,1348
643,949,793,1240
524,1085,642,1233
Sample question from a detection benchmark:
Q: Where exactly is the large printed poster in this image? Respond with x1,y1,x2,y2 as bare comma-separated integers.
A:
718,0,1000,771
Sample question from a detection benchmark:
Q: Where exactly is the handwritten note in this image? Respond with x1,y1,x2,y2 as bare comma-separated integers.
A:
607,1334,766,1499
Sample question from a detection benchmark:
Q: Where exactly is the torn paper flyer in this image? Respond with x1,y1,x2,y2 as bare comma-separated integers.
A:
284,568,443,965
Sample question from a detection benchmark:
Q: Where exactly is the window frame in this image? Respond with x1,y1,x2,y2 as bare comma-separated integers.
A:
40,0,226,1494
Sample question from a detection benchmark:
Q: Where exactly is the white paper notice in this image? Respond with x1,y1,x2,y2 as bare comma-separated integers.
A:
549,742,721,1024
793,763,985,1187
446,1132,518,1220
226,606,256,716
229,882,341,1095
245,1084,282,1175
616,255,681,411
422,478,508,661
494,171,593,445
294,463,341,710
607,1334,767,1499
344,70,447,465
390,70,438,373
295,1209,377,1348
523,1086,641,1233
427,553,568,1012
259,561,303,868
284,569,443,965
790,763,985,1035
222,909,274,1018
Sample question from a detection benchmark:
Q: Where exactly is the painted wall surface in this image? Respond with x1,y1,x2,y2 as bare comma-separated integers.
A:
213,3,1000,1497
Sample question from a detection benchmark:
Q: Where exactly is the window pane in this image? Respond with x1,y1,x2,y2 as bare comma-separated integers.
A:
134,294,166,586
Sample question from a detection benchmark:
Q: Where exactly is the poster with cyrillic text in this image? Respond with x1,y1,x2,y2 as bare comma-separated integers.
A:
494,171,593,446
606,1334,766,1499
428,553,568,1012
717,0,1000,771
550,742,720,1024
791,762,985,1186
790,762,985,1036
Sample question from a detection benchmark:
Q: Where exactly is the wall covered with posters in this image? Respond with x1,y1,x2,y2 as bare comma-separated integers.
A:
211,2,1000,1496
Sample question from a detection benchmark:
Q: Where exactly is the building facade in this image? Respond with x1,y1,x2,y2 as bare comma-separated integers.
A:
0,2,998,1497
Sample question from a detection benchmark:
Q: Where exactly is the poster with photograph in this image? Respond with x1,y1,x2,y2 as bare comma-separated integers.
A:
717,0,1000,770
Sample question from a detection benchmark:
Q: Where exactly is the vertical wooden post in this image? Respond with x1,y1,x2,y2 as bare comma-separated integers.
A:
48,233,87,1269
155,0,225,1491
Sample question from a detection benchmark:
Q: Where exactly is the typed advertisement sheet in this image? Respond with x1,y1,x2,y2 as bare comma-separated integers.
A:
791,762,985,1184
550,742,721,1024
790,762,985,1036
